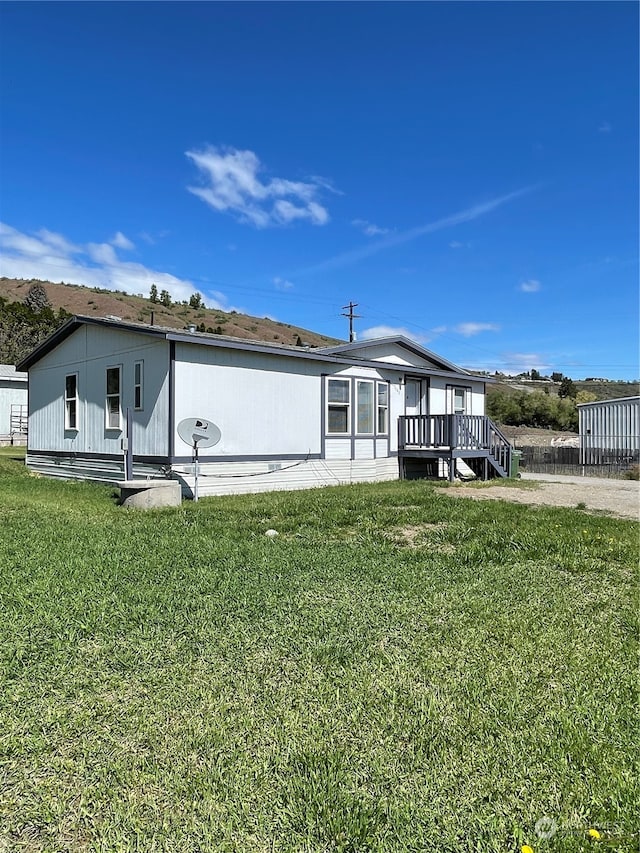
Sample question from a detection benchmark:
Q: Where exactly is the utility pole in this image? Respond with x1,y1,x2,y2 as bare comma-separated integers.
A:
341,302,361,343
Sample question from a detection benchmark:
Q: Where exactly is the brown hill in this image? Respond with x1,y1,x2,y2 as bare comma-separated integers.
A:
0,277,341,348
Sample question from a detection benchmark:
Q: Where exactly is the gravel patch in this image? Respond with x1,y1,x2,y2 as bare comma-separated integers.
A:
444,473,639,520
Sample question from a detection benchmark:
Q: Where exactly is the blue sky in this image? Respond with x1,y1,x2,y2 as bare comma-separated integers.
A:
0,1,638,379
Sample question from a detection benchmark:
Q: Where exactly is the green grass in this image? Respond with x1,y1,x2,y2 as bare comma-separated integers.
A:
1,458,638,852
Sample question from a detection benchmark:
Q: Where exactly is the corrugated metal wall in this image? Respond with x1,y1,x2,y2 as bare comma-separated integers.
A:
579,397,640,464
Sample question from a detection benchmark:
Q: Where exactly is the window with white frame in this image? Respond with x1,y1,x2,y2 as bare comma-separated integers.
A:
106,366,122,429
65,373,78,430
452,386,468,415
377,382,389,434
356,380,374,434
327,378,350,433
134,361,143,410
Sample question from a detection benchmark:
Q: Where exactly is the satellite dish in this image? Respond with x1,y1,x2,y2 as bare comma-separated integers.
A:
177,417,221,449
177,418,221,503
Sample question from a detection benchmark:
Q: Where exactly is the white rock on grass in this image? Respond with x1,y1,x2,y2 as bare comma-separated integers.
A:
265,529,279,537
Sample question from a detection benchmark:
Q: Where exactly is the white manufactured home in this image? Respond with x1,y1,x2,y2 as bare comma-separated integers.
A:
18,317,513,496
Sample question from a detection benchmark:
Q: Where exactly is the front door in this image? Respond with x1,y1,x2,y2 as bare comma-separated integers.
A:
404,378,427,416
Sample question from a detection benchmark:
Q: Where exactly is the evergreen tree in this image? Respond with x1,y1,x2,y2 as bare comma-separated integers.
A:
189,292,203,309
24,282,52,313
160,289,172,307
149,284,158,303
558,377,577,399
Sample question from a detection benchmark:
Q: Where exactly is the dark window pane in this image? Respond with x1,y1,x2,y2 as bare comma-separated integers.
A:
328,380,350,404
328,406,348,433
107,368,120,395
357,381,373,433
66,375,76,399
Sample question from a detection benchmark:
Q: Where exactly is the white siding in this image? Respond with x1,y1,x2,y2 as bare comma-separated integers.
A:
173,344,323,458
428,376,485,416
325,440,352,460
171,456,399,498
28,326,170,457
335,342,447,368
0,380,28,435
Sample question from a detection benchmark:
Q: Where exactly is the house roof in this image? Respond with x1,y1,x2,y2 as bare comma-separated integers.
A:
576,395,640,408
0,364,28,382
317,337,466,373
17,315,492,384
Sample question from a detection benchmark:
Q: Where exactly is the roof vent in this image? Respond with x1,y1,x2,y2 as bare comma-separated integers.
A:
187,323,197,333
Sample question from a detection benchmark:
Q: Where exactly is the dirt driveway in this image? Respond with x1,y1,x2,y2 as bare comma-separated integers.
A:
445,473,639,521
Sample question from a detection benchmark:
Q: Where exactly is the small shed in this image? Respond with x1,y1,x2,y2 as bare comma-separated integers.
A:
0,364,28,443
578,396,640,465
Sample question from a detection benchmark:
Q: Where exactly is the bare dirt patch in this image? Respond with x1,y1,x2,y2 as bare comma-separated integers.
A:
443,475,639,520
385,523,455,552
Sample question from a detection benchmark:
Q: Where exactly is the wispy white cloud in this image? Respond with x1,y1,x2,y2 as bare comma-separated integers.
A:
519,279,541,293
273,276,294,291
292,186,536,277
351,219,391,237
449,240,470,249
359,325,431,345
36,229,82,255
500,352,551,374
454,322,500,337
598,121,612,134
110,231,135,250
186,146,331,228
138,230,170,246
0,222,238,311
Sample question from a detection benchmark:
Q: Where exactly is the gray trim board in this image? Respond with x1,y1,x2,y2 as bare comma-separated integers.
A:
320,373,326,460
28,449,170,463
170,453,322,464
169,341,176,458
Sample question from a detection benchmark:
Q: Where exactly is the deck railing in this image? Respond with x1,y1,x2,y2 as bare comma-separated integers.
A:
398,414,512,473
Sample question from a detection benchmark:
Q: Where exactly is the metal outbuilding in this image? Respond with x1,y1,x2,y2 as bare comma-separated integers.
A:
578,396,639,465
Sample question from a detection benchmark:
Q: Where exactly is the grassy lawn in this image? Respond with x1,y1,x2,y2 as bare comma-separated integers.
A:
0,456,637,852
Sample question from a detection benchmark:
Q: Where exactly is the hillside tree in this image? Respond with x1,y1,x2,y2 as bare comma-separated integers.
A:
25,282,52,313
558,377,577,399
149,283,158,303
160,289,172,307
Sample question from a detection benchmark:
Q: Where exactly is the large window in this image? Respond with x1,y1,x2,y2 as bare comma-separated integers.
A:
356,380,374,434
327,378,350,433
134,361,144,410
106,366,121,429
327,378,390,436
65,374,78,430
377,382,389,434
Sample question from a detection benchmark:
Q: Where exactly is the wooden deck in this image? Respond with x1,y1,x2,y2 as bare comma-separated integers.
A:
398,414,513,480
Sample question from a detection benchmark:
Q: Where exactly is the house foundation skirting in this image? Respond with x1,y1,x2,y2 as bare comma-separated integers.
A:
25,452,400,496
171,456,399,497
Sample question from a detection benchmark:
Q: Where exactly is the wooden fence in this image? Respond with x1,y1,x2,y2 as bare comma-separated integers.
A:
518,445,638,478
